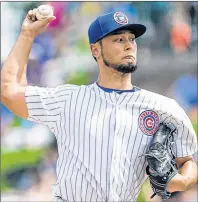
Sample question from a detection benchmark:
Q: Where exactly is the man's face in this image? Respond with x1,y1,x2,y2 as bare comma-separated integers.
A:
98,30,137,73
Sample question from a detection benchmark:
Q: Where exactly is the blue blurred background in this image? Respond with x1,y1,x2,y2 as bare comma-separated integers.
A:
1,1,197,201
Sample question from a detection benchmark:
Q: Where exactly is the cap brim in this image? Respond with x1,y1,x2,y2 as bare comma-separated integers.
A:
116,24,146,38
101,24,146,41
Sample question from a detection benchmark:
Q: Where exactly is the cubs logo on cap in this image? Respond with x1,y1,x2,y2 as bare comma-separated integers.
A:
138,110,159,136
88,11,146,44
114,12,128,25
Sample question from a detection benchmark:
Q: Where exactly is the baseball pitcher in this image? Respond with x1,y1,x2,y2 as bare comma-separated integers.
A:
1,5,197,202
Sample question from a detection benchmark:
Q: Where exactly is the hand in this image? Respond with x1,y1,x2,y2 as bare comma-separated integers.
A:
22,6,56,38
166,173,186,193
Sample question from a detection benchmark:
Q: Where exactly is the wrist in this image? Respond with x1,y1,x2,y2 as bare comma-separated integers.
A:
182,175,196,191
181,175,189,191
20,29,36,41
166,173,186,192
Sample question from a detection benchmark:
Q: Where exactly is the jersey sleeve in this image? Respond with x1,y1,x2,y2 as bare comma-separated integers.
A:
25,84,76,134
167,99,197,158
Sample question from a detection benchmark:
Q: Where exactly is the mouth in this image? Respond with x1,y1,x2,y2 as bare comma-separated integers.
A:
123,55,135,59
123,56,135,61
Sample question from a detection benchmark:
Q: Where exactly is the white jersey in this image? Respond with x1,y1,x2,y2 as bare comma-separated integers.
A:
25,82,197,202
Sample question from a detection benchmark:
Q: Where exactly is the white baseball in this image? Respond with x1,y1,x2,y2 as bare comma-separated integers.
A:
36,5,54,21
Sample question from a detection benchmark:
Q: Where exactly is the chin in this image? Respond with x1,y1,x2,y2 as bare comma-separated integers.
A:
122,62,136,66
114,63,138,74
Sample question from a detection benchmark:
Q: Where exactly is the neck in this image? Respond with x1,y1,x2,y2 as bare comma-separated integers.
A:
97,67,133,90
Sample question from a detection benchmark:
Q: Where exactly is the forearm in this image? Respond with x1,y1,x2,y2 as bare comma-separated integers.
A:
167,160,197,192
1,30,34,93
21,65,28,86
180,160,198,190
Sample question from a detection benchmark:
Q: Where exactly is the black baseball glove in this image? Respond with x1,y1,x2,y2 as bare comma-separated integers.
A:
142,123,178,200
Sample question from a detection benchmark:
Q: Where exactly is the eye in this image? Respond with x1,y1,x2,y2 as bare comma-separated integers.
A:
115,38,123,42
130,38,135,42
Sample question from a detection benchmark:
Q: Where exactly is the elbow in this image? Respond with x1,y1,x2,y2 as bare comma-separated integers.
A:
1,89,14,107
1,82,17,105
1,67,11,90
1,82,12,95
1,72,17,98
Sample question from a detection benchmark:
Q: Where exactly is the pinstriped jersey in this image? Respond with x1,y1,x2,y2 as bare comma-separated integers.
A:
25,82,197,202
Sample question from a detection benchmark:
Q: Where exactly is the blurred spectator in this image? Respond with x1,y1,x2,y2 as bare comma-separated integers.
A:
170,71,198,124
150,2,170,25
80,2,102,18
187,2,197,26
47,2,71,56
172,73,197,111
48,2,68,30
170,19,192,53
30,32,57,65
150,2,171,50
26,59,43,85
105,2,137,20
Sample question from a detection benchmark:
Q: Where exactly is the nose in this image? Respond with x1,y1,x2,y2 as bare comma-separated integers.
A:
124,40,136,51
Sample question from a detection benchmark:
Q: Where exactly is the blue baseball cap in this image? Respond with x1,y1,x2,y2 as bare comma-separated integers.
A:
88,12,146,44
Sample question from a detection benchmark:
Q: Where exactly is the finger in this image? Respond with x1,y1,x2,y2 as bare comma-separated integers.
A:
27,10,33,17
32,16,36,21
47,16,56,21
43,16,56,24
32,8,37,16
40,16,55,27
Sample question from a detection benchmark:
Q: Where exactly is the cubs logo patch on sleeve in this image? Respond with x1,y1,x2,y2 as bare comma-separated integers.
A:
139,110,160,135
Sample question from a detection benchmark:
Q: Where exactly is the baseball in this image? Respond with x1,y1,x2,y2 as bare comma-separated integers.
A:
36,5,54,21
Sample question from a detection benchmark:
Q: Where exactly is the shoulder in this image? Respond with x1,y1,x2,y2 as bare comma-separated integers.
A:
141,89,173,103
141,89,184,115
53,84,92,97
53,83,81,91
26,83,83,93
142,89,190,121
25,84,90,102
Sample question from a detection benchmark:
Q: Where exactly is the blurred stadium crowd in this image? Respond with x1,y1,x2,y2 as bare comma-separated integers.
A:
1,1,197,201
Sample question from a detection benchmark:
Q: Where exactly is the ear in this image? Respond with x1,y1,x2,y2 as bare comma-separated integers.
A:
90,44,101,59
